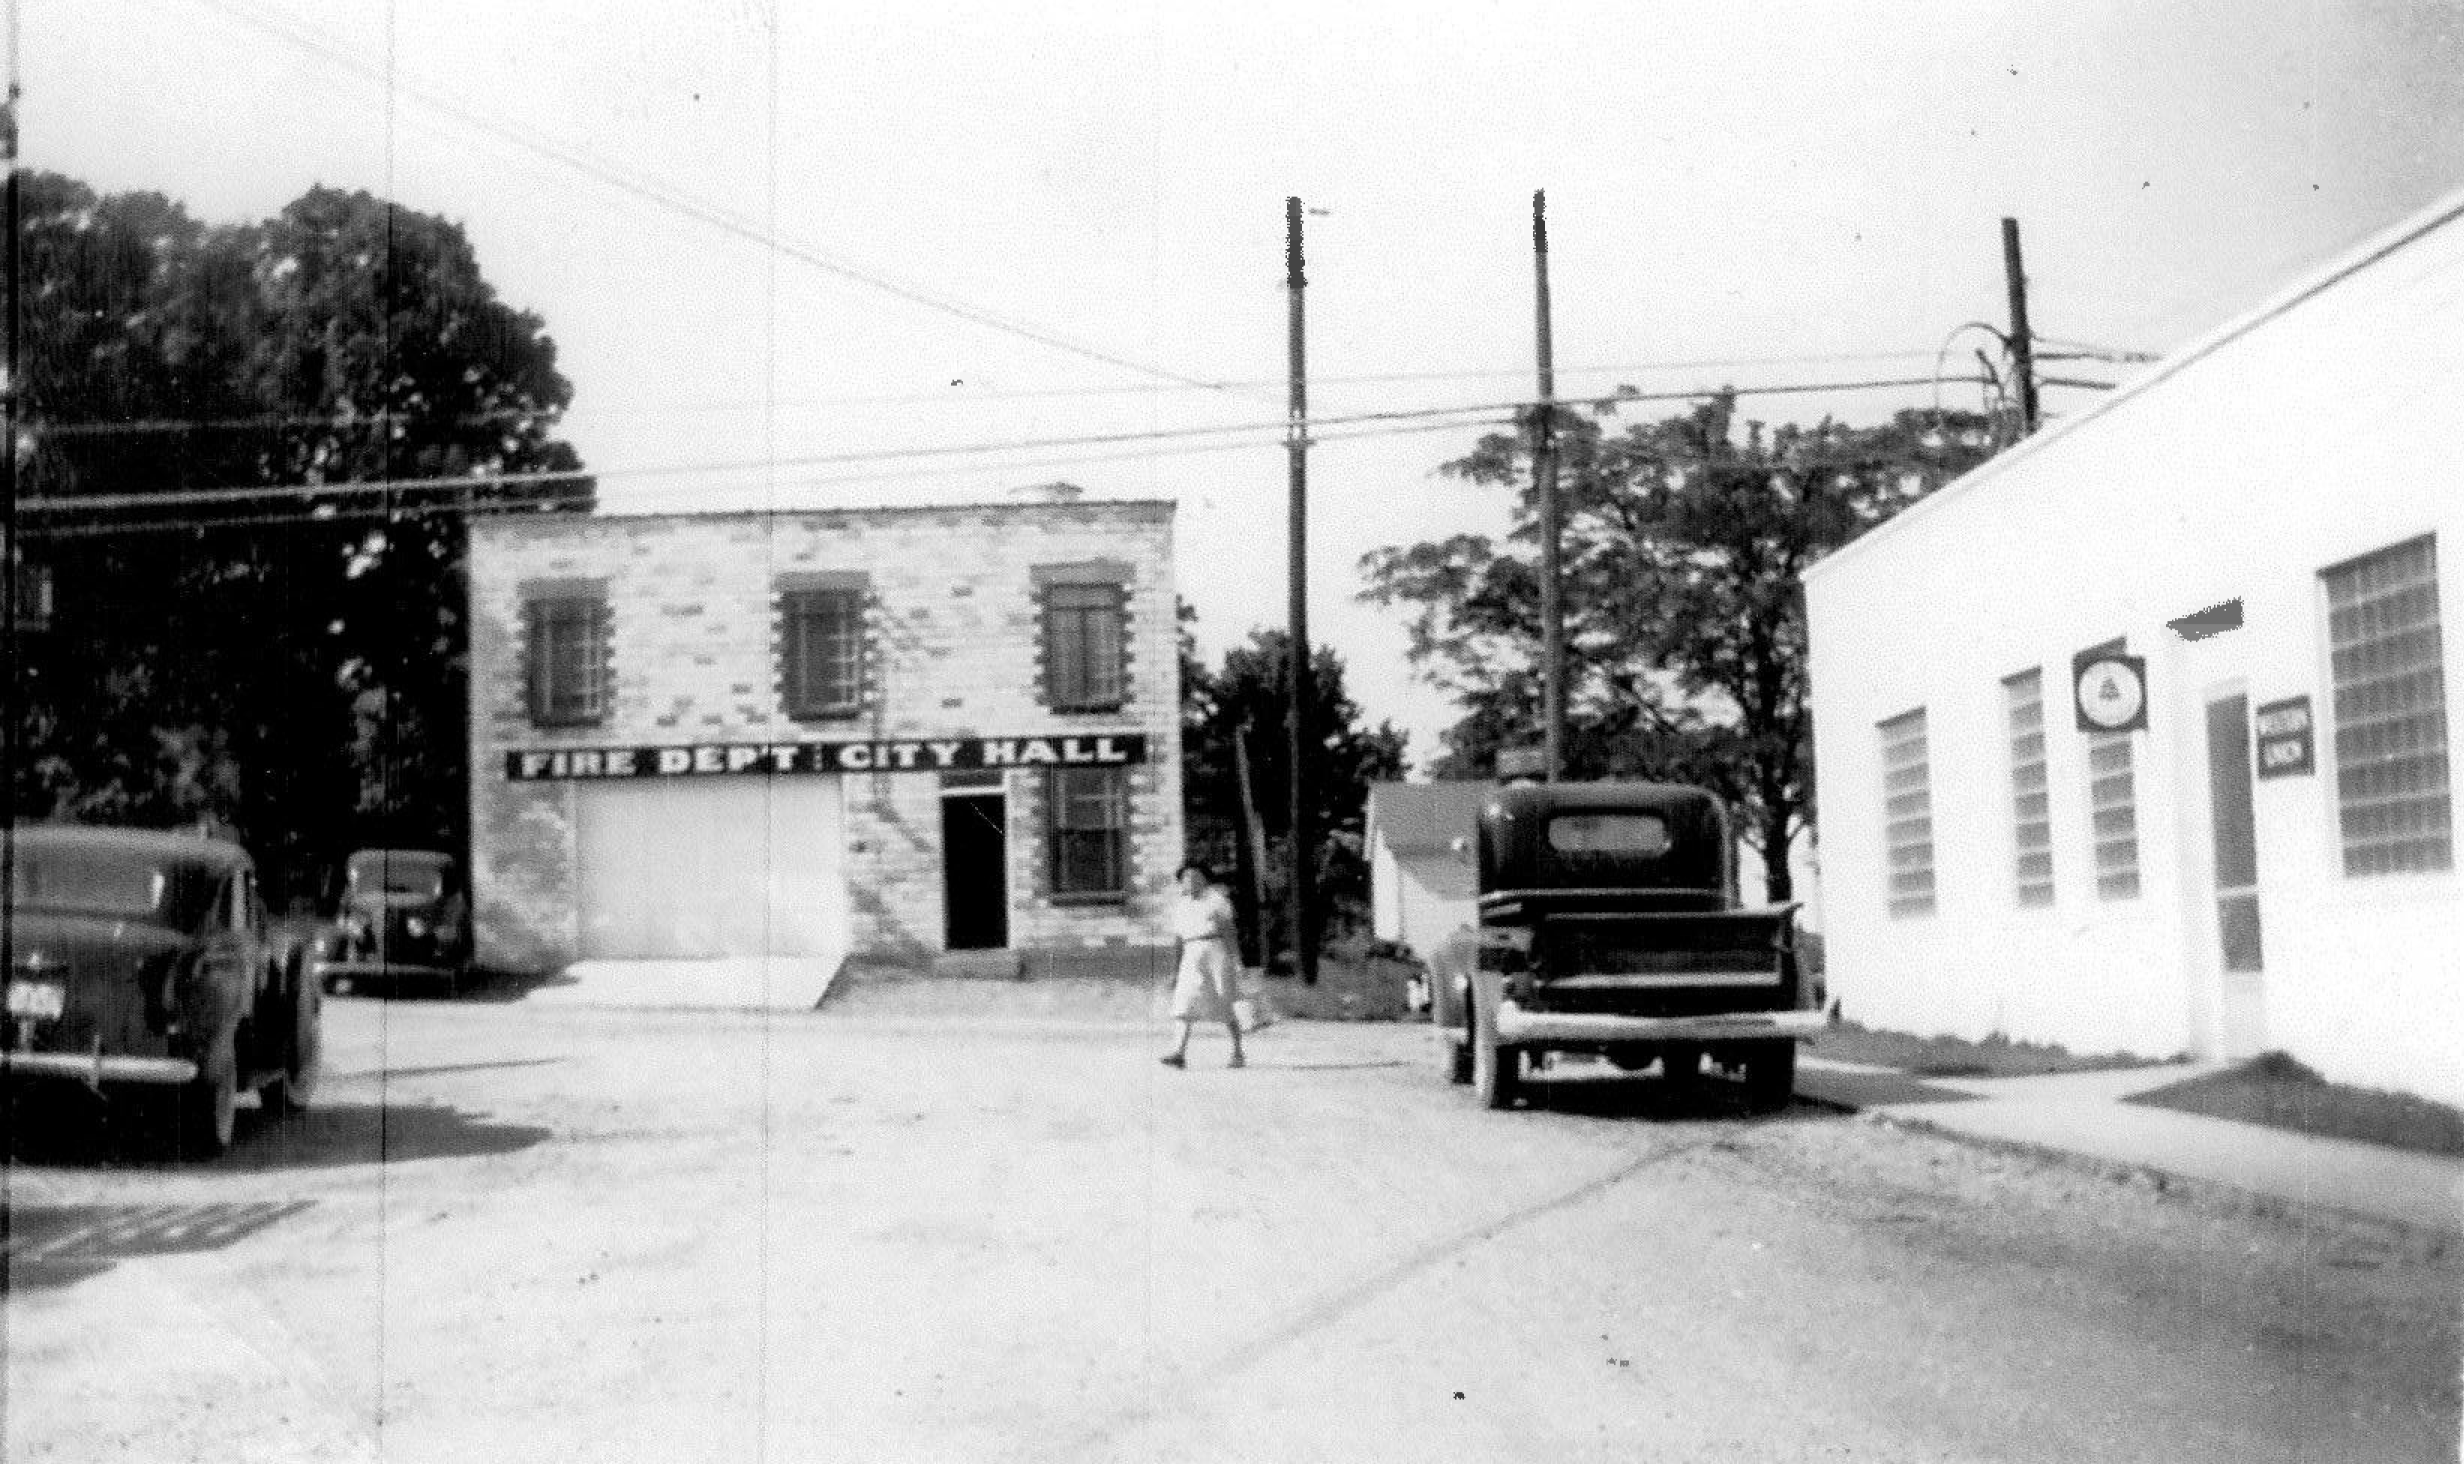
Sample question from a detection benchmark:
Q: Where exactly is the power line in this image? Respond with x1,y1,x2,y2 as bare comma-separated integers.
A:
26,347,1966,440
20,372,1984,519
171,0,1246,398
19,413,1521,538
19,399,1529,517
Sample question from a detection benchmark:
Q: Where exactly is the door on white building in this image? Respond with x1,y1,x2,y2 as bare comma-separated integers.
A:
575,777,848,959
2201,691,2269,1058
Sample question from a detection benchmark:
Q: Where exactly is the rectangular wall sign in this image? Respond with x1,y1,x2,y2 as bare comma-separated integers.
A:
2253,697,2314,779
506,733,1149,781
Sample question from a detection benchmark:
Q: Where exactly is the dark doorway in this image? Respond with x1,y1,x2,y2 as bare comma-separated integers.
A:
942,793,1008,951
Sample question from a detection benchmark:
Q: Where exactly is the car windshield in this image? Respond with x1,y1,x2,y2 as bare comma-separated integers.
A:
348,854,447,898
9,847,220,931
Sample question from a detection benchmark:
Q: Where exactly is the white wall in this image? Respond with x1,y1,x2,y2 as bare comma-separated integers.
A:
1806,204,2464,1102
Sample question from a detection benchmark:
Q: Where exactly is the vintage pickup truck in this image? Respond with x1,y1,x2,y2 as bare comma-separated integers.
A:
1429,782,1821,1110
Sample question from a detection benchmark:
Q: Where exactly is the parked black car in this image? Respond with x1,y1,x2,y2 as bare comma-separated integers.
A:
1428,782,1821,1110
308,848,472,995
4,825,322,1156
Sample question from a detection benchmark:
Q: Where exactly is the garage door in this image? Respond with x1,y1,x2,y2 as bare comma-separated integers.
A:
575,778,847,959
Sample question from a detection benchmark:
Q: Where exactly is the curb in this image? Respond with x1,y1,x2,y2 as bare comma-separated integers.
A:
1846,1105,2456,1262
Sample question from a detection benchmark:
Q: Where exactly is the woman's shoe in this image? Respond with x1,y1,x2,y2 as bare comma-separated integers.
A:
1159,1053,1186,1069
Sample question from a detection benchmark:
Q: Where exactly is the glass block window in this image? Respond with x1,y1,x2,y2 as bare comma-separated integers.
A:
1879,708,1934,918
2323,535,2452,875
1048,767,1129,897
2086,731,2141,900
525,594,610,727
781,588,865,719
1042,582,1127,711
2004,668,2054,906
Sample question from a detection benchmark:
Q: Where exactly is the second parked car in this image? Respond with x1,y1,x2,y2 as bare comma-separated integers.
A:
309,848,474,995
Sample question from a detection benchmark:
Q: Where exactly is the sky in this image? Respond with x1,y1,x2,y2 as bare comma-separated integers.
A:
31,0,2464,770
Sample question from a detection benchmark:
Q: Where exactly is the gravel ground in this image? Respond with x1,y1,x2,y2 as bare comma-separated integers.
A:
4,989,2454,1463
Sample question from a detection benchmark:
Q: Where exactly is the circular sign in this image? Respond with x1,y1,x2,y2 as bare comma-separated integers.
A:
2076,657,2145,731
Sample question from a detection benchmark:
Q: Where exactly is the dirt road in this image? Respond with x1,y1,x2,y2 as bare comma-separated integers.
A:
5,991,2455,1462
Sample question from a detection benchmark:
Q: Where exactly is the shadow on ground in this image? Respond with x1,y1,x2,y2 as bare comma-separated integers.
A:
2,1091,551,1173
1504,1062,1954,1122
4,1197,314,1294
327,964,576,1004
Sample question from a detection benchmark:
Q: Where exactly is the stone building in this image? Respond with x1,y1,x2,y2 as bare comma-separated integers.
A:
465,495,1181,980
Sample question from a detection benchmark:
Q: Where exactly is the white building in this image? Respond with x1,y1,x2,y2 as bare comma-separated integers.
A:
1805,191,2462,1105
1365,781,1496,961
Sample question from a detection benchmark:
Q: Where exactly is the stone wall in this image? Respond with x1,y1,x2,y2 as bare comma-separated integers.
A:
467,499,1181,971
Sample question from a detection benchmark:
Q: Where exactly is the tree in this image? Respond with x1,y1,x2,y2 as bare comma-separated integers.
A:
12,174,590,903
1359,391,1998,901
1180,612,1407,966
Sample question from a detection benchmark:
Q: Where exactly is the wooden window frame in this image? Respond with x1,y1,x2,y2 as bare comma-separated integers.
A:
525,591,610,728
1046,766,1130,900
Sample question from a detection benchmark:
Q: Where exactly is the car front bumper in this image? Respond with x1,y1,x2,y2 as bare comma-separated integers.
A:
1493,1002,1826,1047
2,1051,199,1087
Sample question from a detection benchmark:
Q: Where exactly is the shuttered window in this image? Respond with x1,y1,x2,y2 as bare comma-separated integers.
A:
2323,534,2452,875
527,595,609,727
1880,708,1934,918
1042,583,1127,711
2004,668,2054,906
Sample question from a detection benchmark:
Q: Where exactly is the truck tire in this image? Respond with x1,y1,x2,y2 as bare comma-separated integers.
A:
1739,1040,1797,1113
1473,1006,1523,1110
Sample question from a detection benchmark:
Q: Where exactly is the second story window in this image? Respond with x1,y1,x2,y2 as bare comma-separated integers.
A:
526,591,610,727
781,587,866,719
1041,579,1127,711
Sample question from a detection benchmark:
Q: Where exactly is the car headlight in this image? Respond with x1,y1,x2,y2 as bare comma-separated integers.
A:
406,916,430,939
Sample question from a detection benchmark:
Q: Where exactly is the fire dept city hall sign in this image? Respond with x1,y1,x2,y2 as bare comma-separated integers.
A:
505,734,1148,781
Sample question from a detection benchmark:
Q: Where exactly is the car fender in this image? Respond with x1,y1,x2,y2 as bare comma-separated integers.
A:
1428,926,1477,1034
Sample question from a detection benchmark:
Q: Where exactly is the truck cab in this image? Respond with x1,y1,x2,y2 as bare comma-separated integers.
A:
1428,782,1821,1110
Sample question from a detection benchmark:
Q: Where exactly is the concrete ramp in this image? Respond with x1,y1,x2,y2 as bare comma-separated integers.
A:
524,954,848,1011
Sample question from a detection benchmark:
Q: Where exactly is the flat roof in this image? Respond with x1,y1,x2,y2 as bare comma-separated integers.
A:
470,495,1176,537
1803,181,2464,585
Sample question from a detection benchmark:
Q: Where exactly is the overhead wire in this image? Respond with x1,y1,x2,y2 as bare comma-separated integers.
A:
19,412,1528,539
170,0,1249,399
20,372,1985,520
26,347,1966,440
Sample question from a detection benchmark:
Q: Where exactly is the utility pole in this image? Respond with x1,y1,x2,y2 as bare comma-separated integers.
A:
2000,217,2040,436
1284,197,1317,983
1532,189,1564,781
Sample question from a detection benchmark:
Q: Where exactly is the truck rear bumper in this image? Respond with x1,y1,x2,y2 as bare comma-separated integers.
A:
1494,1002,1824,1047
2,1051,199,1087
313,959,460,986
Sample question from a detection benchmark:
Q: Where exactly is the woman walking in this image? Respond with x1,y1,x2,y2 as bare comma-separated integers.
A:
1161,863,1245,1069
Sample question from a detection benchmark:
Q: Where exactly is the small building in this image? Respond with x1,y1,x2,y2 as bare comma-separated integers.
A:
1365,781,1496,960
1804,191,2462,1103
466,496,1182,982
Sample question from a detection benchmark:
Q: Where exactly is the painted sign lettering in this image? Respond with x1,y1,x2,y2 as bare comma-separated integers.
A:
505,734,1149,781
2253,696,2314,779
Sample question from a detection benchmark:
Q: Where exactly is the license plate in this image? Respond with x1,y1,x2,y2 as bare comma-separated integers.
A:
6,981,65,1020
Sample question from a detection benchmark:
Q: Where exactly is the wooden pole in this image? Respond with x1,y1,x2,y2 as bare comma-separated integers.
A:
1284,197,1317,982
1533,189,1564,781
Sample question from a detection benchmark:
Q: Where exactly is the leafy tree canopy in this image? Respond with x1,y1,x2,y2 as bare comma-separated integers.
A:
12,173,591,903
1359,391,1997,900
1180,611,1407,964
